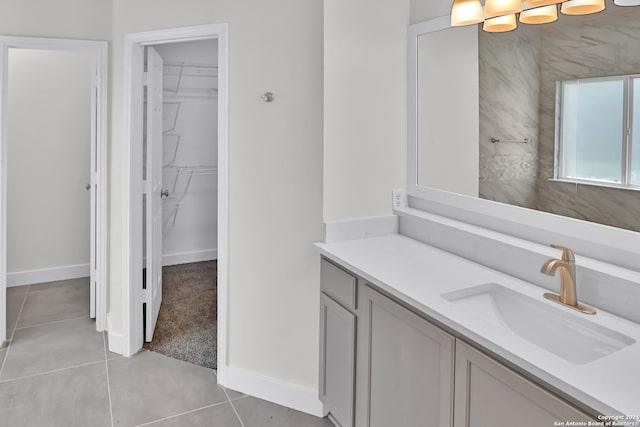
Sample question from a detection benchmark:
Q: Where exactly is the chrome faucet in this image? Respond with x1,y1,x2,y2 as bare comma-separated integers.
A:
540,244,596,315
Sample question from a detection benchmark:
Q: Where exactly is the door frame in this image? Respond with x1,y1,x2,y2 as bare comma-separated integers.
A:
0,36,108,346
121,24,229,378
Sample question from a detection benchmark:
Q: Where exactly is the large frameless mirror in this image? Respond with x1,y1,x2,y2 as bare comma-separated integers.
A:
410,5,640,233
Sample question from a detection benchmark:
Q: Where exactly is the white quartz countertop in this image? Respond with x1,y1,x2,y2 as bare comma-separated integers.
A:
315,234,640,419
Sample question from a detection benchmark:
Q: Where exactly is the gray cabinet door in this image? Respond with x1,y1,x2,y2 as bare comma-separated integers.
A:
320,293,356,427
454,341,594,427
357,285,454,427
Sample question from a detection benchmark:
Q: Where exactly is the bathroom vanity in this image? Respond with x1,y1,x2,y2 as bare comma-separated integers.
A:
315,10,640,427
316,231,640,427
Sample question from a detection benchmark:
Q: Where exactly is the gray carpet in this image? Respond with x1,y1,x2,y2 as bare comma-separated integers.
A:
143,261,217,370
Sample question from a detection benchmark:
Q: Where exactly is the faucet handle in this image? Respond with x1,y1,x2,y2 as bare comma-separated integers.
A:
551,244,575,262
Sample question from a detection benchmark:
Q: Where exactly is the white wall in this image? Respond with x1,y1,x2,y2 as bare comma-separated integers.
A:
0,0,111,40
110,0,323,397
411,0,452,23
323,0,410,222
7,49,92,279
155,40,219,265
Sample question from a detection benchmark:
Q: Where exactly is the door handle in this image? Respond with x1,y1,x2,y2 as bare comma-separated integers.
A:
85,183,91,191
161,189,170,198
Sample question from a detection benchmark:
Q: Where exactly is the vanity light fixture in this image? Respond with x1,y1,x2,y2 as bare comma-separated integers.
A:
485,0,523,17
519,4,558,24
451,0,485,26
484,14,519,32
560,0,605,14
526,0,563,5
451,0,634,32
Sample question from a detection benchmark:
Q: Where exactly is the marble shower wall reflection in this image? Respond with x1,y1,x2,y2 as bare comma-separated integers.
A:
479,7,640,232
479,27,540,210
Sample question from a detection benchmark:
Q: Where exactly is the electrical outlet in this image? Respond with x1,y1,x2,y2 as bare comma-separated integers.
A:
392,189,407,209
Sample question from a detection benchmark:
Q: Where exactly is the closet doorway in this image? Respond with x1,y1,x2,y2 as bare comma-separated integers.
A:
143,39,219,369
0,37,108,345
121,25,229,377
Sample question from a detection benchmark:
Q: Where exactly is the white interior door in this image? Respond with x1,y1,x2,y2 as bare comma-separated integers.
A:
145,46,164,342
89,64,98,320
0,43,6,346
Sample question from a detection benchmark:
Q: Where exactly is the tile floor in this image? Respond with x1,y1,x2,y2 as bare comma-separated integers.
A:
1,279,334,427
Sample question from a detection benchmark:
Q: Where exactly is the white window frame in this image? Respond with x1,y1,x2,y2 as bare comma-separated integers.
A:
555,74,640,190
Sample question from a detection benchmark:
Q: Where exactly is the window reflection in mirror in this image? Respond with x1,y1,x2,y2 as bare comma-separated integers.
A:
633,79,640,185
556,77,627,186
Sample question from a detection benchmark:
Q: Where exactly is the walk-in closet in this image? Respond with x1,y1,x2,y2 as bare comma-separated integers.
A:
142,39,219,370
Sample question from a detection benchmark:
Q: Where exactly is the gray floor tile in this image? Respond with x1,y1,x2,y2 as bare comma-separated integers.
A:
141,402,242,427
0,362,110,427
109,351,228,427
6,285,28,332
17,278,90,328
224,387,246,400
0,317,105,381
234,396,333,427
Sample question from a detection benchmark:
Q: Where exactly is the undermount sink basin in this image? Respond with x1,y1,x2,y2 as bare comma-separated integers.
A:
442,283,635,365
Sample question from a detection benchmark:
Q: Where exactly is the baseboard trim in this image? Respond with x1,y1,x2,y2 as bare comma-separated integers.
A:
220,366,327,418
106,313,125,355
107,331,125,355
162,249,217,267
7,264,90,287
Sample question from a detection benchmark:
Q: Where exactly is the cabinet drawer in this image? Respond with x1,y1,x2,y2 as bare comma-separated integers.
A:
321,259,357,310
